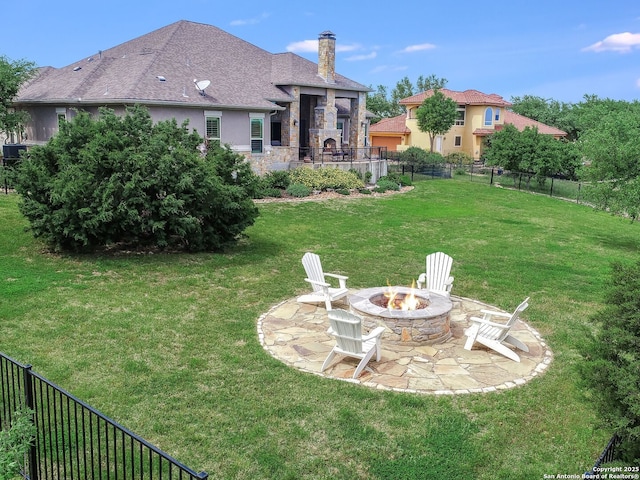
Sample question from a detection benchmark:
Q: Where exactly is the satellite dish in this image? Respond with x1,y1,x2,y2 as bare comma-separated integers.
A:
194,79,211,95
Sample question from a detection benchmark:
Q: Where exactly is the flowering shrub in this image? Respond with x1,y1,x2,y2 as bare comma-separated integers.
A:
289,167,364,191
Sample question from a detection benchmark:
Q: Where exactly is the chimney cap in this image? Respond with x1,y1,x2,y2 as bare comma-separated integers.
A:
318,31,336,40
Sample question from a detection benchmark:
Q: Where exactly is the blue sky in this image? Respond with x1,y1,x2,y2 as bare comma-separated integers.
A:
6,0,640,103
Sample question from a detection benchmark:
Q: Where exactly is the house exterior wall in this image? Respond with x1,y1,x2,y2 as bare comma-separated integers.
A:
20,104,272,153
399,104,506,160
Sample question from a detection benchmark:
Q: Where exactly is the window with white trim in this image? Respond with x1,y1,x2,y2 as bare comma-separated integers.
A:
204,110,222,144
495,108,501,122
56,107,66,128
250,113,264,153
455,105,465,126
484,108,493,126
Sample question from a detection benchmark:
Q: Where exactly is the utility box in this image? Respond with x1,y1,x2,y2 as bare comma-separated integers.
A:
2,144,27,163
2,144,27,193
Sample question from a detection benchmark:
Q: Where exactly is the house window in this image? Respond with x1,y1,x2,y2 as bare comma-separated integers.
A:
250,113,264,153
484,108,493,126
495,108,501,122
454,135,462,147
337,121,344,144
204,110,222,144
56,107,66,128
455,106,465,126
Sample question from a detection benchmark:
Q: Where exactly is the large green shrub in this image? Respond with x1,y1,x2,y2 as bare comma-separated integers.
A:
446,151,473,166
11,105,259,252
399,146,429,166
579,260,640,464
261,170,291,190
289,167,364,191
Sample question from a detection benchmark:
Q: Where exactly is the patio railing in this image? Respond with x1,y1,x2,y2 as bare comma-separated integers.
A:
1,351,208,480
298,146,387,164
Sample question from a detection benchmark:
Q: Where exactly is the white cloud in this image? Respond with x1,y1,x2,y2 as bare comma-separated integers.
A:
400,43,436,53
345,52,377,61
286,40,318,53
286,40,361,54
336,43,361,53
230,13,270,26
369,64,408,74
583,32,640,53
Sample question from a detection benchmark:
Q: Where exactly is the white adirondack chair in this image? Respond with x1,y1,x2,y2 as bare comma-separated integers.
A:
416,252,454,297
321,309,386,379
297,252,349,310
463,297,530,362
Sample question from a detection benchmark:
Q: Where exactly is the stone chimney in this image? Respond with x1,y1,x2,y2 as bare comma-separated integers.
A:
317,31,336,84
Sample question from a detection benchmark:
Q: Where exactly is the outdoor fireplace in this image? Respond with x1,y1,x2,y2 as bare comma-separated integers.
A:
349,286,453,345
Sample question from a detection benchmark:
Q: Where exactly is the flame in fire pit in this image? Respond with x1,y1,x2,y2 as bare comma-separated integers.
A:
385,281,423,311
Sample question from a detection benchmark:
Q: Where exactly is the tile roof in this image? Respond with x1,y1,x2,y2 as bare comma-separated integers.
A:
370,110,566,138
400,88,512,107
17,20,369,110
369,114,410,134
502,110,567,136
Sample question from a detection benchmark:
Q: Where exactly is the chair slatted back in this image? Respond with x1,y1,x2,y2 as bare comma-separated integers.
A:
328,309,363,354
493,297,529,341
302,252,325,293
425,252,453,292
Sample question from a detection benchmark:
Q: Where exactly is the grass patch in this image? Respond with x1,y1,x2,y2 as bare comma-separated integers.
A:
1,179,638,478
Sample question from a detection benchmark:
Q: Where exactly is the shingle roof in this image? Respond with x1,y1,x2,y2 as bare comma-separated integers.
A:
400,88,512,107
502,110,566,136
17,20,369,110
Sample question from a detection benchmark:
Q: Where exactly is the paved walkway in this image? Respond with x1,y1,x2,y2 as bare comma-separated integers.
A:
257,293,553,395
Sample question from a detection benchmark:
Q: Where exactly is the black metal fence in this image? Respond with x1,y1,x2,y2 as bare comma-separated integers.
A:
584,433,622,476
1,352,208,480
387,161,453,180
386,159,590,204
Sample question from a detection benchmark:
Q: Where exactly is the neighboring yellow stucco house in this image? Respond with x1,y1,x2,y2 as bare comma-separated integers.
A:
370,89,566,161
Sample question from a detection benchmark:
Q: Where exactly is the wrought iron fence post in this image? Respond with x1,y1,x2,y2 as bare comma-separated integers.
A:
490,168,494,185
22,364,38,480
577,182,581,203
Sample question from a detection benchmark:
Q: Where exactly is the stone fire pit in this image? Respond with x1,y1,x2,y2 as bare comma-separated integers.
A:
349,287,453,345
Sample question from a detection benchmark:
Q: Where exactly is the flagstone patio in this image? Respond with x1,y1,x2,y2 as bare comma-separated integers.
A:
257,293,553,394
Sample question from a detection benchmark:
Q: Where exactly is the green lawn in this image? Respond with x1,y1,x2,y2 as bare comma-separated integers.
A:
1,179,637,479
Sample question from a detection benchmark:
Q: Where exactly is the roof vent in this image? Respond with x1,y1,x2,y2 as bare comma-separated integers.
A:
157,76,166,82
73,66,82,72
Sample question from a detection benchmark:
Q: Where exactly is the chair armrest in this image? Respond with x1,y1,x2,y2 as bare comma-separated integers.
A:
469,316,511,330
363,326,386,341
325,272,348,281
479,309,511,319
324,272,348,288
305,277,330,288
